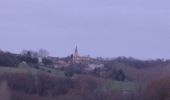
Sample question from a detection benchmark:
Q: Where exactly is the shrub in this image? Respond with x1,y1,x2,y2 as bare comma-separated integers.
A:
0,52,19,67
141,77,170,100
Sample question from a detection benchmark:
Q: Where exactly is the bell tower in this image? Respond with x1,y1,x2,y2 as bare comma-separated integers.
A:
75,46,79,57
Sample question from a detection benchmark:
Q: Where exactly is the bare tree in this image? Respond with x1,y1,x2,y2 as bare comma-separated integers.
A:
38,49,49,58
21,50,39,58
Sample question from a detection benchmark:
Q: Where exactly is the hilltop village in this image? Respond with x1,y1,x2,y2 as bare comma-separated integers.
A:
50,46,104,70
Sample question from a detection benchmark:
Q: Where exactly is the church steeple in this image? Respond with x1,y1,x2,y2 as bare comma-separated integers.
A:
71,46,90,63
75,46,78,56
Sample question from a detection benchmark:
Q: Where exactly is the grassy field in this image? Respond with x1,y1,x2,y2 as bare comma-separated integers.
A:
99,79,140,93
96,80,140,100
0,65,65,78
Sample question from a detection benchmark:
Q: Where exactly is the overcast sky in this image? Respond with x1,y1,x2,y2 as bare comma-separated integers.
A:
0,0,170,59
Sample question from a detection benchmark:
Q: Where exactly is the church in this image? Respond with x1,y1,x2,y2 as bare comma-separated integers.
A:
70,46,90,63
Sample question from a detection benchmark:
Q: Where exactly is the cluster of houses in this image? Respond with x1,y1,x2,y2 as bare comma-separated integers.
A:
53,46,104,70
18,47,104,71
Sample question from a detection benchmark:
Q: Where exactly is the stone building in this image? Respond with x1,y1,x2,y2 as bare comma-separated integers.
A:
70,46,90,63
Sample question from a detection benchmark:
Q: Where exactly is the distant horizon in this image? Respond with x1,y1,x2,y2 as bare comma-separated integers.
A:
0,47,170,60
